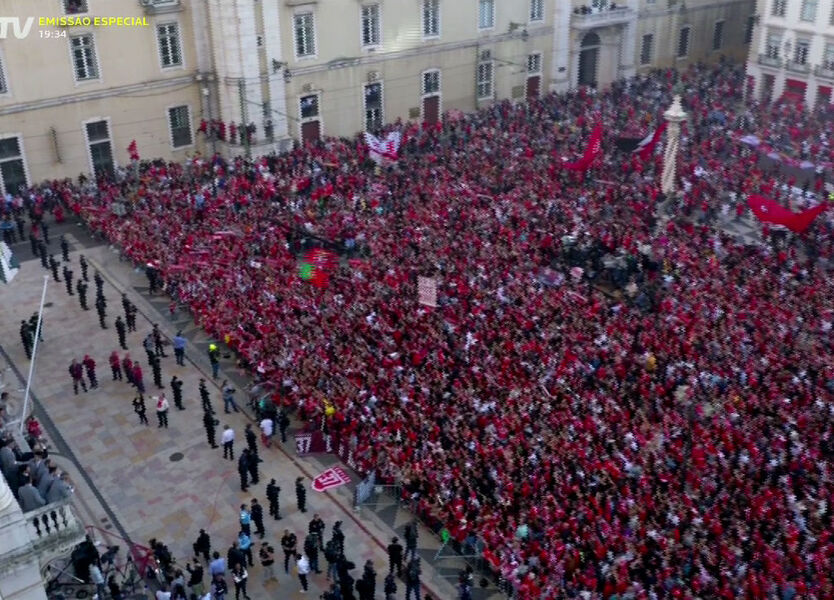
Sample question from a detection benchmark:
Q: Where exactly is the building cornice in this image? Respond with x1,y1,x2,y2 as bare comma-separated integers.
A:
0,74,197,116
289,26,553,77
639,0,752,19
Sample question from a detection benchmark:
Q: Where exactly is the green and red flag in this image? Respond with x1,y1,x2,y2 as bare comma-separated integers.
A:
298,248,338,288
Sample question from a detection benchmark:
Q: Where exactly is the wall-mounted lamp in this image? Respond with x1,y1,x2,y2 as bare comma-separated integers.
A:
283,69,292,83
272,59,287,74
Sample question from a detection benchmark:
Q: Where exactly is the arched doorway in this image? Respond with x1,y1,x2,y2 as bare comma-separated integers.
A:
578,32,600,88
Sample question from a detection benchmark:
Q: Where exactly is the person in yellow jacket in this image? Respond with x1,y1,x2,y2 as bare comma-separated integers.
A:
208,343,220,379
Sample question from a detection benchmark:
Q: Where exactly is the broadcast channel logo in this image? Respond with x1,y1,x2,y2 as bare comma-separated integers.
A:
0,17,34,40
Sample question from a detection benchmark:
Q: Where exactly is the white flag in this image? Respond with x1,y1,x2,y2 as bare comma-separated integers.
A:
418,276,437,307
364,131,401,164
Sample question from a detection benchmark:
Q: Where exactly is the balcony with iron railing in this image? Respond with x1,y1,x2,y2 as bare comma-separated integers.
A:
786,60,811,74
139,0,182,14
816,64,834,79
571,5,635,30
0,427,85,580
758,53,782,68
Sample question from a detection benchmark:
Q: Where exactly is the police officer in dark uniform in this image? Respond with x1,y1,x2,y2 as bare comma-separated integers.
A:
77,279,89,310
95,289,106,316
115,316,128,350
150,354,164,389
20,320,33,359
95,294,107,329
60,235,70,262
38,240,48,269
29,313,43,342
199,379,214,414
121,293,130,317
28,232,38,257
266,479,281,520
125,301,137,332
171,375,184,410
203,409,217,448
79,254,89,281
133,395,149,426
16,214,26,242
152,323,168,357
93,269,104,295
63,265,74,296
296,477,307,513
48,254,61,282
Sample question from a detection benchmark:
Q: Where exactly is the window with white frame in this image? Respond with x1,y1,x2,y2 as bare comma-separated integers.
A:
300,94,320,119
0,136,28,196
423,0,439,37
0,56,7,94
800,0,817,21
64,0,88,14
765,32,781,59
364,82,383,131
771,0,786,17
157,23,182,68
422,70,440,95
529,0,544,22
478,0,494,29
361,4,381,48
824,43,834,70
677,26,690,58
712,21,724,51
70,34,98,81
640,33,653,65
168,106,192,148
85,120,114,179
527,53,542,74
477,61,493,99
294,13,316,57
794,39,810,64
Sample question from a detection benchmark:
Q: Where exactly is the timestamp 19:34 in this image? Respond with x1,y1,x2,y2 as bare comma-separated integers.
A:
40,29,67,38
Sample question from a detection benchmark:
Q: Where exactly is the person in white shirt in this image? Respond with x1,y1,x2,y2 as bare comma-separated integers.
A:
156,394,170,428
296,553,310,593
259,417,274,448
221,425,235,460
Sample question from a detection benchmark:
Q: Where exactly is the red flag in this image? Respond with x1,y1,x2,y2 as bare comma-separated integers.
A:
565,124,602,172
635,122,667,161
127,140,139,161
747,195,828,233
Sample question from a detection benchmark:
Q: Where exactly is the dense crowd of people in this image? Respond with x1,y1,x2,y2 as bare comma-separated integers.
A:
6,59,834,599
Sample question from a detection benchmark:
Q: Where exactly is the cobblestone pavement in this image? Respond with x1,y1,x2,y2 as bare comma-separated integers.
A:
0,228,487,600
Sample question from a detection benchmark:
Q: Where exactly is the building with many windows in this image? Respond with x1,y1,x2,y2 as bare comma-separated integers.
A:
745,0,834,106
633,0,754,74
0,0,756,192
0,0,205,193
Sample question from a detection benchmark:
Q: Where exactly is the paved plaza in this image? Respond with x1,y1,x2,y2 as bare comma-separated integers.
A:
0,225,486,600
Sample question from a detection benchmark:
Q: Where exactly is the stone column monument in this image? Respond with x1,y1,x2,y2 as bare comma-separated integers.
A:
660,95,687,196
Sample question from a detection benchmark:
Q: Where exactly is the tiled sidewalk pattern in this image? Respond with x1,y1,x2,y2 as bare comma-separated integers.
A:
0,232,473,600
